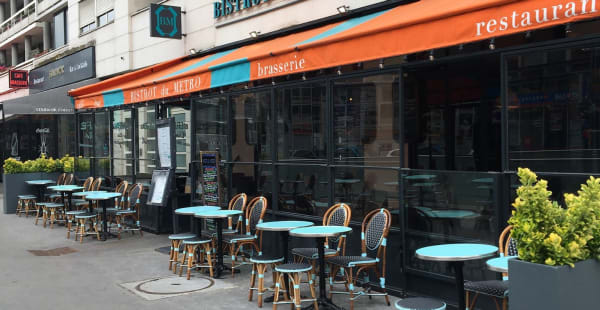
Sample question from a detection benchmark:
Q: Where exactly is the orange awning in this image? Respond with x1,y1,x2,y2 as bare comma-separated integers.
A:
71,0,600,109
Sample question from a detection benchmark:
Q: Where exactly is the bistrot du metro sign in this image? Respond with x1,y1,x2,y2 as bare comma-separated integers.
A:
150,4,182,39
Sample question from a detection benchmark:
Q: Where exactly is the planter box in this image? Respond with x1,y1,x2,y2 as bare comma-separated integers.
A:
509,258,600,310
2,172,43,214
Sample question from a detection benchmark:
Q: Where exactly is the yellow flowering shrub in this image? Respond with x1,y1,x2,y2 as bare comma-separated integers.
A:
509,168,600,267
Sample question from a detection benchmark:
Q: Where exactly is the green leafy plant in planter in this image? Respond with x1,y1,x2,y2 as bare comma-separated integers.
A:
3,158,24,174
509,168,600,267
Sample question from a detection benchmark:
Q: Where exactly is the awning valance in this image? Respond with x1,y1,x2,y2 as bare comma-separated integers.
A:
70,0,600,109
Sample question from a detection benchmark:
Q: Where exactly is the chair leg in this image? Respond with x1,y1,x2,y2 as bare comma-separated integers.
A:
35,205,41,225
42,208,48,228
49,209,56,229
93,218,101,241
347,268,355,310
292,273,302,310
375,268,390,306
177,246,187,275
257,263,267,308
308,270,319,310
502,298,507,310
169,240,176,271
205,244,214,278
273,273,283,310
249,263,257,302
116,216,122,240
172,241,180,272
66,215,72,239
79,220,85,243
184,245,194,279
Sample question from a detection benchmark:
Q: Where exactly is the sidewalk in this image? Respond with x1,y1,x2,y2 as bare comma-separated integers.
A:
0,198,398,309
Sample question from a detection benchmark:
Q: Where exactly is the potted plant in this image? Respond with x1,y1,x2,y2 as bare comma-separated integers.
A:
508,168,600,310
2,155,74,214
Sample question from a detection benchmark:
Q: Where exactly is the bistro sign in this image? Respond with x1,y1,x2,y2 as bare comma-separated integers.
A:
29,46,95,94
214,0,269,18
9,70,28,88
150,4,182,39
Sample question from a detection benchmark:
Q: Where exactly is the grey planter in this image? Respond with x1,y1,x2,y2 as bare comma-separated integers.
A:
2,172,43,214
509,258,600,310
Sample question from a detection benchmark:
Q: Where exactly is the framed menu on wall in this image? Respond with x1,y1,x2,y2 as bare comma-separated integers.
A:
156,118,176,169
147,169,174,206
198,151,221,206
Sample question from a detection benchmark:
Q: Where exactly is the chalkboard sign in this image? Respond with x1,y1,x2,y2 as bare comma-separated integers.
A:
199,151,221,206
156,118,176,169
147,169,174,206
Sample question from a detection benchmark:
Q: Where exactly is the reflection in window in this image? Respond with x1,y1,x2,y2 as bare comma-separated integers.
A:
137,106,156,181
276,84,326,162
112,109,133,179
507,45,600,173
94,111,110,157
194,97,228,161
232,92,272,162
404,56,501,171
333,74,400,166
167,106,191,172
278,165,329,216
230,164,272,202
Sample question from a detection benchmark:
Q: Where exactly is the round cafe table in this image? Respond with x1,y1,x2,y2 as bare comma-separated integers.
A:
486,255,518,273
72,191,107,212
175,206,221,235
194,209,243,278
25,180,55,201
290,225,353,310
85,192,122,241
416,243,498,310
257,221,314,303
47,185,84,213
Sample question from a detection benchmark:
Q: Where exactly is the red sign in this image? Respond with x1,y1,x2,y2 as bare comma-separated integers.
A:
9,70,28,88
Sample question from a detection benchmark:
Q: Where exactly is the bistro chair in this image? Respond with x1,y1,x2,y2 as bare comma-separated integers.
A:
114,183,143,239
71,177,95,208
74,211,101,243
16,194,37,217
272,263,318,310
46,173,67,201
222,196,268,275
102,180,129,230
464,226,516,310
327,208,392,310
201,193,248,239
292,203,351,280
65,177,96,239
179,236,215,280
40,202,67,228
168,233,196,271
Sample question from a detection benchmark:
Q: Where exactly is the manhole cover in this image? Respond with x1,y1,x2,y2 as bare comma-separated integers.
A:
134,277,214,295
28,247,77,256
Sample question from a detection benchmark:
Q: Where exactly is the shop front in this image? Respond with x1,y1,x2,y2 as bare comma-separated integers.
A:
69,0,600,305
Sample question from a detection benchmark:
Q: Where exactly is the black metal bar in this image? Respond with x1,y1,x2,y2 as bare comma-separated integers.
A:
452,261,465,310
215,218,224,278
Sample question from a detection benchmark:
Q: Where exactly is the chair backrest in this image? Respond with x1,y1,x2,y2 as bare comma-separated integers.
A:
91,177,103,191
64,173,74,185
361,208,392,263
115,181,129,208
57,173,66,185
82,177,94,191
323,203,352,255
245,196,268,236
227,193,247,232
127,183,143,212
499,225,517,277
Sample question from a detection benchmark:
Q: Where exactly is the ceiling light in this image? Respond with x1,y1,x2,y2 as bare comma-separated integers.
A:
189,48,197,55
271,79,276,85
302,73,306,81
565,23,573,34
336,66,342,75
249,31,261,38
378,59,384,69
458,44,464,51
429,50,435,61
337,5,350,14
489,38,495,50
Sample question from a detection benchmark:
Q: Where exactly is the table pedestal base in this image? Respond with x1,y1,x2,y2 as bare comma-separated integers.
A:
451,261,465,310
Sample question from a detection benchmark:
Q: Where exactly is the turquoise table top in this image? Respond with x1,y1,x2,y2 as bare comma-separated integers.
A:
48,185,84,192
425,210,478,219
472,178,494,183
334,179,361,184
290,225,352,238
72,191,107,197
416,243,498,262
257,221,314,232
194,209,242,219
85,192,122,200
405,174,436,180
175,206,221,215
487,255,517,273
413,182,439,187
25,180,55,185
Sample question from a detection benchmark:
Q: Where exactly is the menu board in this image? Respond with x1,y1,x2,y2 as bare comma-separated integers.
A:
147,169,173,206
199,152,220,206
156,118,176,169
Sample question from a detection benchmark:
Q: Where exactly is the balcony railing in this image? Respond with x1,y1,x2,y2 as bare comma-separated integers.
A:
0,2,37,43
36,0,63,16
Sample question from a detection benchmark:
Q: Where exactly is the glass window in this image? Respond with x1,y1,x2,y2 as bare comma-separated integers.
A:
98,13,108,27
5,115,32,161
404,56,501,171
78,113,94,157
333,74,400,166
507,45,600,173
278,165,329,216
57,115,75,157
230,163,273,202
276,83,326,162
53,9,67,48
194,96,228,161
137,105,156,182
167,106,191,172
231,91,272,162
112,109,133,181
94,111,110,157
107,9,115,23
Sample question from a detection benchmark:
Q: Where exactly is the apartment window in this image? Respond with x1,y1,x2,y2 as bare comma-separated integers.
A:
53,9,67,48
80,22,96,34
97,9,114,27
79,0,115,34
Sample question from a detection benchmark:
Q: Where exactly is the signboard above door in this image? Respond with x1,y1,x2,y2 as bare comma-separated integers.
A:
9,70,28,88
150,3,182,39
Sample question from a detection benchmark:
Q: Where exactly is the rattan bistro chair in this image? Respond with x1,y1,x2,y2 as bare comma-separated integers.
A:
201,193,248,239
465,226,516,310
327,208,392,310
222,196,268,275
114,183,143,239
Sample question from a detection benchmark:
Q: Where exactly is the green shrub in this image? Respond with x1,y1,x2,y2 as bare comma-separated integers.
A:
2,154,76,174
3,158,24,174
509,168,600,267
